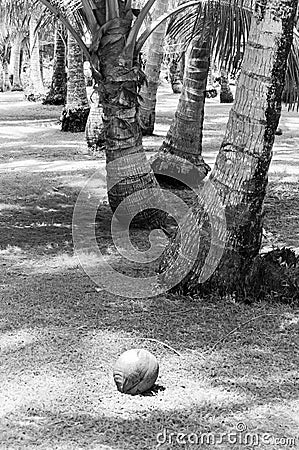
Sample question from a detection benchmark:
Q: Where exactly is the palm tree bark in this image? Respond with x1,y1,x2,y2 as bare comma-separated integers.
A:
10,33,23,91
1,61,11,91
90,3,164,225
159,0,298,297
152,36,211,186
138,0,169,135
27,14,45,100
61,30,90,132
43,22,66,105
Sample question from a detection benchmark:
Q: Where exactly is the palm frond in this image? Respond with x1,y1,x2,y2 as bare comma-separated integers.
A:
167,0,252,71
135,0,208,53
282,28,299,110
36,0,90,58
126,0,157,52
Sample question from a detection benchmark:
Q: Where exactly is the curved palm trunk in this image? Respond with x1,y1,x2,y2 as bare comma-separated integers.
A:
90,6,163,225
152,37,211,185
138,0,169,135
159,0,298,297
27,14,45,100
10,33,23,91
43,22,66,105
61,30,90,132
219,68,234,103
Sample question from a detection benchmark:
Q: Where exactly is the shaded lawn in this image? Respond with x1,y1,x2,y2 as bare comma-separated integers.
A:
0,87,298,449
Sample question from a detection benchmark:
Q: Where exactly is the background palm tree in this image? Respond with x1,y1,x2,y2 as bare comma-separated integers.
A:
138,0,170,135
85,90,106,153
10,31,23,91
159,0,298,298
219,67,234,102
43,21,67,105
0,32,11,91
151,0,250,186
26,11,45,100
152,27,213,186
61,29,90,131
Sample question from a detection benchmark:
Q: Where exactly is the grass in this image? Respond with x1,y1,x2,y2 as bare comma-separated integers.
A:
0,87,298,449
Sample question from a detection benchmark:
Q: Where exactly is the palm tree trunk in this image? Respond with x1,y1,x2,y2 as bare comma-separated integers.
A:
43,22,66,105
61,30,90,132
0,65,3,92
168,56,182,93
10,33,23,91
27,14,45,100
138,0,169,135
219,68,234,103
91,9,164,225
152,36,211,186
1,61,11,91
85,90,105,155
179,51,186,82
159,0,298,297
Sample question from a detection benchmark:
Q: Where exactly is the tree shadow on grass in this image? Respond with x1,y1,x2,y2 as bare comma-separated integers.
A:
0,169,111,256
1,394,297,450
1,272,298,412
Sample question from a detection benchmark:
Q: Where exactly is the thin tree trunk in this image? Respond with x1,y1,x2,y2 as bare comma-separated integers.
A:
205,61,218,98
139,0,169,135
168,56,182,93
27,14,45,100
43,22,66,105
0,65,3,92
2,61,11,91
219,68,234,103
10,33,23,91
159,0,298,298
152,36,211,186
179,51,186,82
61,30,90,132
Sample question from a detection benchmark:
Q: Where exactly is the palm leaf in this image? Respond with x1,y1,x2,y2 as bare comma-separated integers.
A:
167,0,252,71
166,0,299,108
283,28,299,110
135,0,209,53
36,0,90,58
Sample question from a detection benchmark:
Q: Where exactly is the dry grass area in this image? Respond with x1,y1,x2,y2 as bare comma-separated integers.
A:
0,87,298,449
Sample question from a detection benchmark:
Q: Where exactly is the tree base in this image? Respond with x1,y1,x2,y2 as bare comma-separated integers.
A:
11,85,23,92
171,82,182,94
150,152,211,188
220,92,234,103
205,87,218,98
25,92,45,102
141,123,155,136
60,106,90,132
43,94,66,105
87,143,106,159
169,247,299,304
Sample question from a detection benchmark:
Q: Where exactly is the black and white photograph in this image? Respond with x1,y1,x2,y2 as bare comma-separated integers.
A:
0,0,298,448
